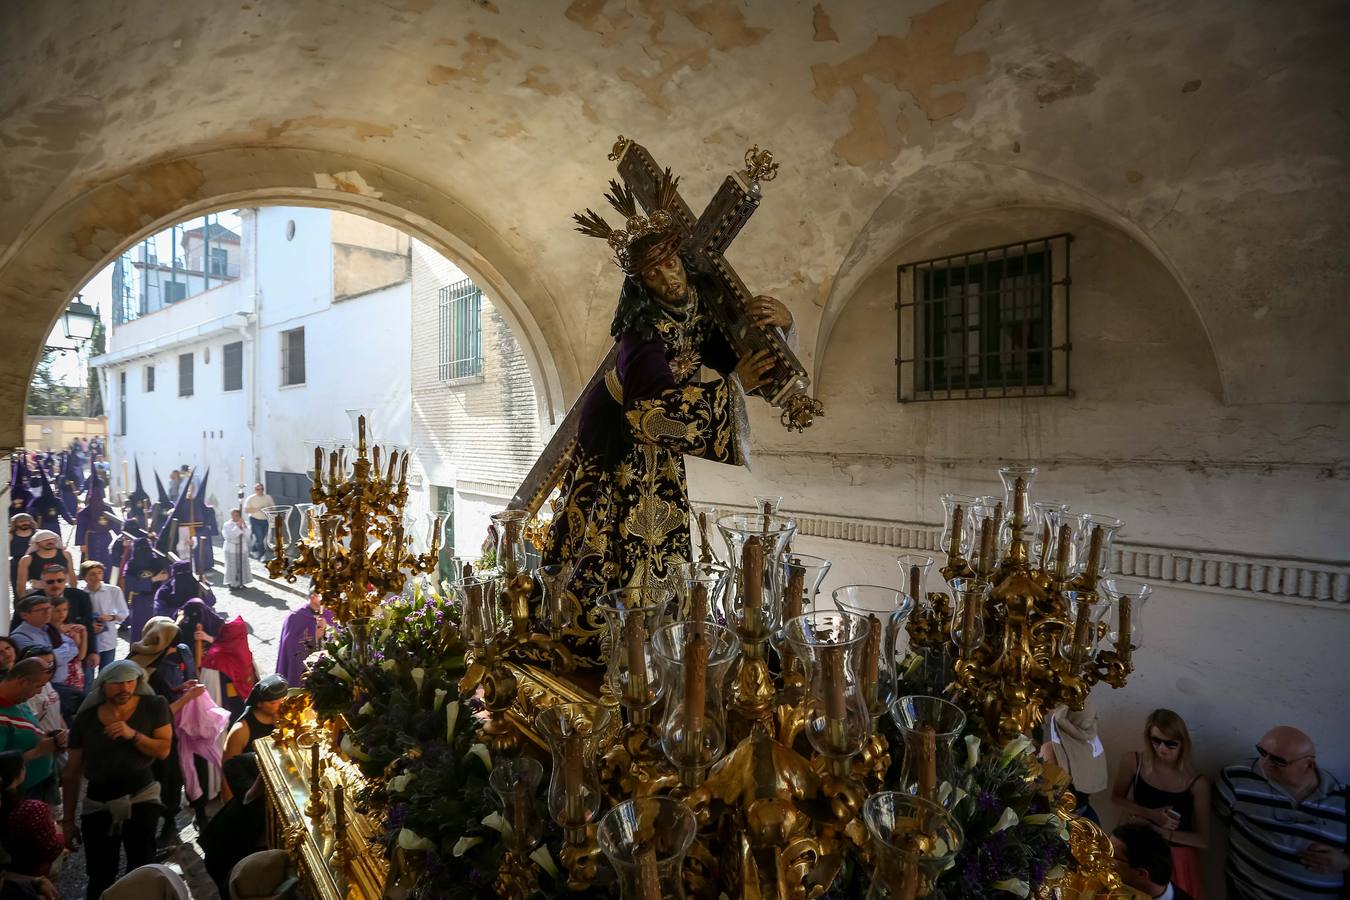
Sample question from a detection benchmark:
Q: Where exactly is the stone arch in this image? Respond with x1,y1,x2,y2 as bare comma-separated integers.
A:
0,145,576,449
811,159,1222,396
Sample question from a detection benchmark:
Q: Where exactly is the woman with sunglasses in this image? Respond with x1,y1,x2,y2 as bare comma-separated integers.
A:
1111,708,1210,898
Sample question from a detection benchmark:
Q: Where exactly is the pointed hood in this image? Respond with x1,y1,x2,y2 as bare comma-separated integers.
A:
87,467,105,505
126,458,153,521
154,470,171,506
183,468,211,524
9,457,34,514
155,466,194,554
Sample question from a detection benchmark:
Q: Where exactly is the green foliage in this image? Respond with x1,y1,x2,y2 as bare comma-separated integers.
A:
26,348,85,416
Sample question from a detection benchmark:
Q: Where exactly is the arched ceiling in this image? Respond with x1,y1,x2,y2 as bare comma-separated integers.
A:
1,0,1347,446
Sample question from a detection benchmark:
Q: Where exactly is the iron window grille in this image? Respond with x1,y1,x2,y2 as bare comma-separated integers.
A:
281,327,306,386
178,352,194,397
144,365,155,393
438,277,484,381
118,371,127,435
223,341,243,391
163,280,188,304
897,233,1072,402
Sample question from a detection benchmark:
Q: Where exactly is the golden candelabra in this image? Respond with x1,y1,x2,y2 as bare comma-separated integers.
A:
265,415,441,623
907,467,1141,742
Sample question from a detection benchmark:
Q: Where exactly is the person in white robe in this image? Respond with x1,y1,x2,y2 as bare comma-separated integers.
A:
222,508,252,589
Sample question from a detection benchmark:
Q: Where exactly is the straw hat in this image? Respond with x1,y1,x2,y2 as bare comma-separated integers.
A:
129,616,180,670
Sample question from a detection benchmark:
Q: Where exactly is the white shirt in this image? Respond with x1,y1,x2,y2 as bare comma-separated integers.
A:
88,582,129,652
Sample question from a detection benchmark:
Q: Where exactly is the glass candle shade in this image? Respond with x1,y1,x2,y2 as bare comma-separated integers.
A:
863,792,963,900
598,797,697,900
536,563,573,637
441,555,476,586
1059,590,1110,667
1101,579,1151,654
947,578,990,656
650,622,740,782
1074,513,1124,583
784,611,873,768
969,496,1003,574
345,617,372,666
717,513,797,647
536,703,612,841
831,586,915,719
423,511,448,556
597,588,673,717
896,555,934,611
293,502,316,543
676,561,729,626
263,505,293,555
782,553,833,615
491,510,530,577
489,757,544,853
1031,502,1072,571
889,695,967,804
459,575,504,651
998,464,1040,541
939,493,978,559
752,495,783,517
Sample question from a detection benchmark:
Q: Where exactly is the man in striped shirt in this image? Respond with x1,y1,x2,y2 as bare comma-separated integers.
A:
1217,726,1347,899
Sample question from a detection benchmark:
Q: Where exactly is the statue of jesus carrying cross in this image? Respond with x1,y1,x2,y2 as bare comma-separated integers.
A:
532,137,819,667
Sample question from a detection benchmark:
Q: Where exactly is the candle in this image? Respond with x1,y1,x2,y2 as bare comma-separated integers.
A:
761,500,772,532
918,723,938,799
1084,525,1105,587
683,631,708,753
823,644,848,754
785,559,805,621
1070,594,1093,666
625,612,648,705
1013,477,1026,524
907,563,922,607
862,615,881,702
239,454,245,486
511,775,530,850
122,459,129,494
977,517,995,578
690,582,708,638
310,740,321,792
1117,595,1133,663
742,535,764,640
947,505,965,561
313,447,324,493
1054,523,1073,581
1039,520,1052,571
561,725,584,827
697,511,711,563
335,784,347,840
636,842,662,900
959,584,982,653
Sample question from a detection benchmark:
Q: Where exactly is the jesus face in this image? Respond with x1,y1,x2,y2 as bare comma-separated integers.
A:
641,253,688,305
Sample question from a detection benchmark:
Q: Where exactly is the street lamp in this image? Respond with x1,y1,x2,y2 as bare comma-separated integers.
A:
45,295,99,353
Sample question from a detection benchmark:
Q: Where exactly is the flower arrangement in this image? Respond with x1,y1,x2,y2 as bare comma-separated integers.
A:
303,582,563,899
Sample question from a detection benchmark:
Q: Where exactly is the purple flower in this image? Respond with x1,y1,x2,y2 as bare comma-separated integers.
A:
976,790,1000,812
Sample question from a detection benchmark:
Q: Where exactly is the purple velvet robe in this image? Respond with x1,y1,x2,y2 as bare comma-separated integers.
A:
153,559,215,621
275,604,335,685
123,535,170,642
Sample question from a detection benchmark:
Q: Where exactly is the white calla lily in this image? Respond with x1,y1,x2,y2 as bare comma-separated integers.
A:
398,828,436,852
411,667,426,691
434,688,447,711
999,735,1034,766
992,807,1020,832
389,773,414,793
358,702,374,716
964,734,981,768
451,835,482,857
481,811,508,833
467,742,493,771
530,846,560,879
446,701,460,743
992,878,1030,897
330,662,352,682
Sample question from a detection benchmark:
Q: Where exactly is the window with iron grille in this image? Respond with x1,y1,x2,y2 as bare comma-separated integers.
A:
178,352,194,397
209,247,229,276
223,341,243,391
144,365,155,393
281,327,306,386
897,233,1072,401
163,280,188,304
118,371,127,435
438,278,483,381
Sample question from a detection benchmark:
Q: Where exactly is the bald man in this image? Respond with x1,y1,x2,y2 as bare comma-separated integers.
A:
1217,725,1347,899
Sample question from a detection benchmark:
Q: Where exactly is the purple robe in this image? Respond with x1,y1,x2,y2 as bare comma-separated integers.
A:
27,470,74,534
275,605,335,685
124,535,170,641
153,559,214,621
8,458,32,516
75,506,123,570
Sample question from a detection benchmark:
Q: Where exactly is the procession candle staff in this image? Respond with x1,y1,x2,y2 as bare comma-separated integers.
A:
522,138,820,669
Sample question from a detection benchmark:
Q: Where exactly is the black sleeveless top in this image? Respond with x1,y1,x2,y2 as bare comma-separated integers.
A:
26,548,68,579
240,710,275,753
1130,752,1199,831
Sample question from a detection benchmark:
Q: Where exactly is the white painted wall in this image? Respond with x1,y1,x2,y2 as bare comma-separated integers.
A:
98,206,411,510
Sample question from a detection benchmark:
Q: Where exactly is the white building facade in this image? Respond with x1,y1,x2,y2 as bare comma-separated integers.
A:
94,207,413,516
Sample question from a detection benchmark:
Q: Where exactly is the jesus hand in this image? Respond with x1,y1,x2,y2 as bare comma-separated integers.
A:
749,295,792,329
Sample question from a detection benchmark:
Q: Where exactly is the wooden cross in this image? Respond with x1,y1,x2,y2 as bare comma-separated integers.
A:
510,138,821,515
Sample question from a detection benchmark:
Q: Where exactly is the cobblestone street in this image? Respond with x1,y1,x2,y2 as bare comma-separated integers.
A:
52,554,307,899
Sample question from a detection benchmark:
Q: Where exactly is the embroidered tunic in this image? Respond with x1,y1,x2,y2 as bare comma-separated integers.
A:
543,280,744,666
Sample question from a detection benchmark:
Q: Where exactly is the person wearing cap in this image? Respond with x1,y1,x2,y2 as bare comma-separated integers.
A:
61,659,172,898
1041,701,1109,824
130,617,207,841
82,559,128,673
7,514,36,602
14,531,71,599
229,848,302,900
221,675,287,800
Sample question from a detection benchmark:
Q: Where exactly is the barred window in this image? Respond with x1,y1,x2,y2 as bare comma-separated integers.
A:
223,340,243,391
897,234,1071,401
281,327,306,386
144,365,155,393
438,278,483,381
119,371,127,435
178,352,194,397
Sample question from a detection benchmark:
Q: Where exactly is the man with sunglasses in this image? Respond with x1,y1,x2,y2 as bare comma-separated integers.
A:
1217,725,1347,899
